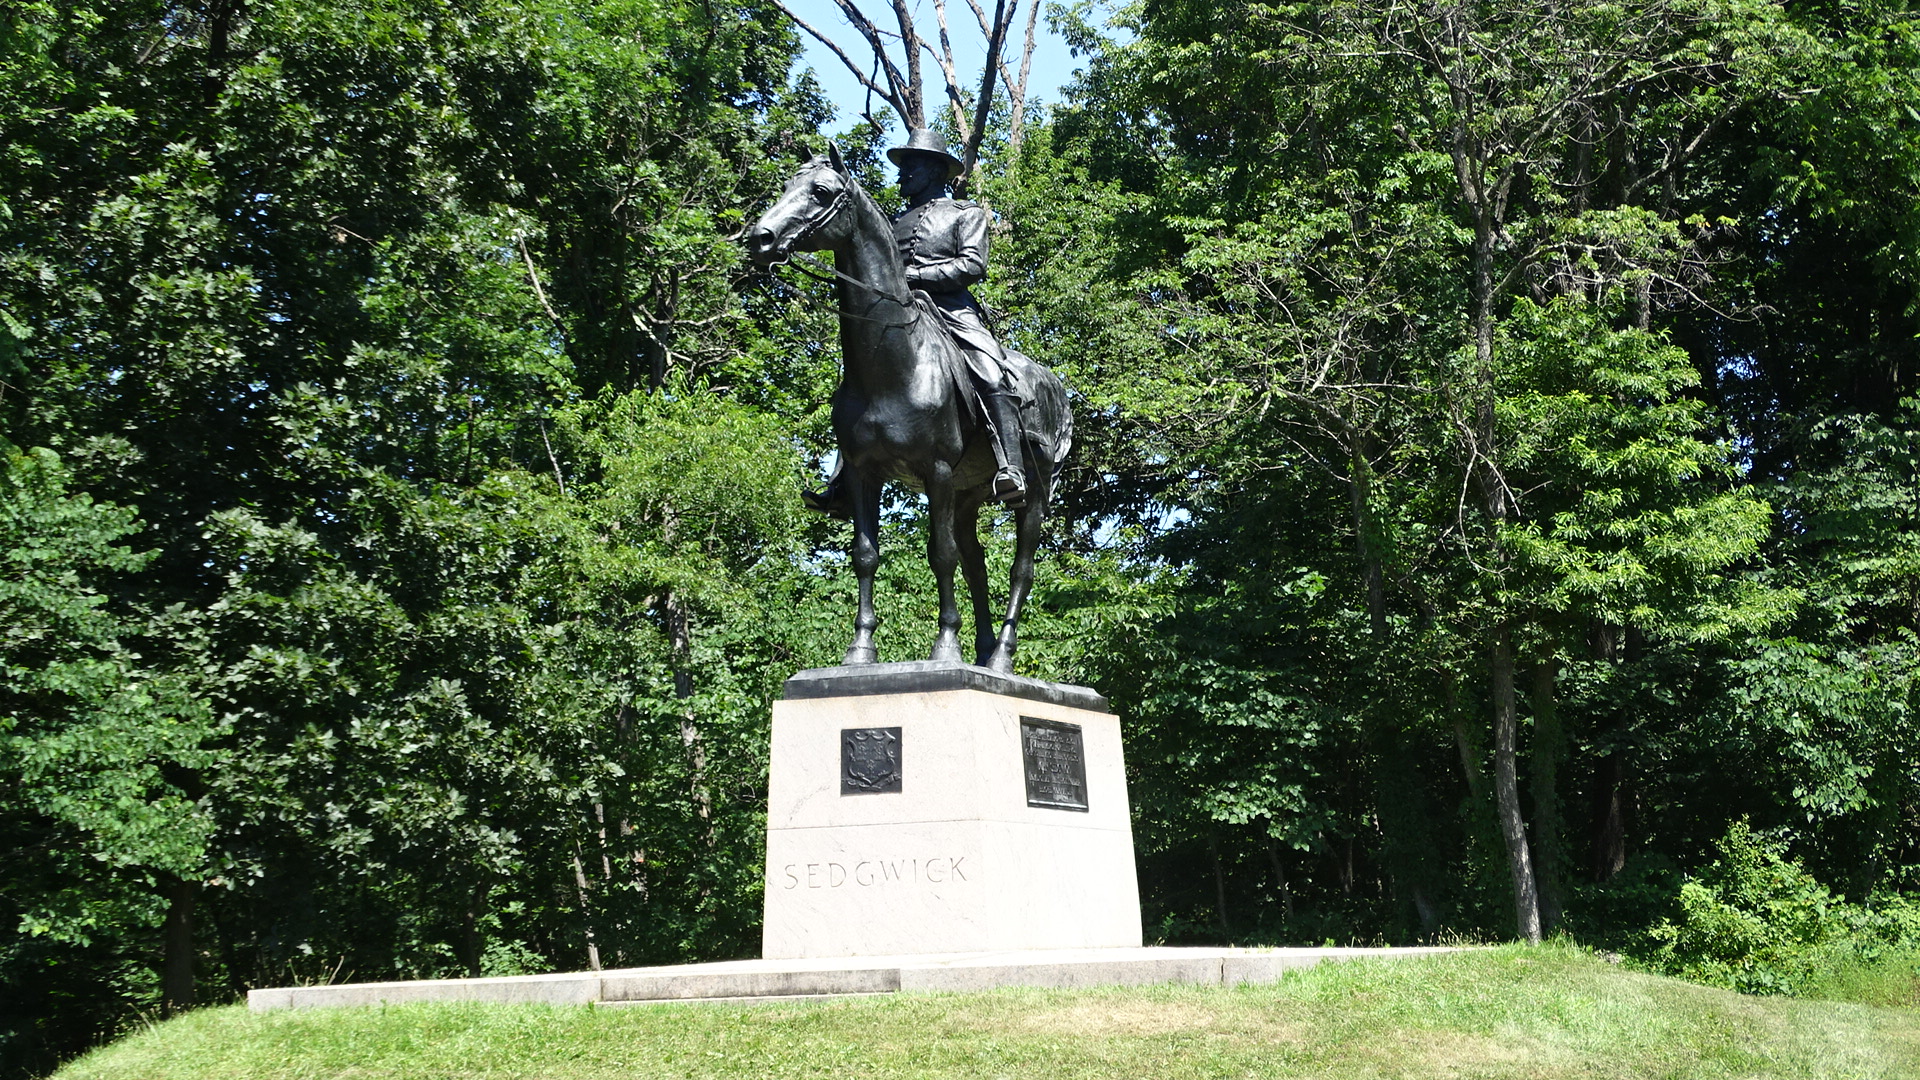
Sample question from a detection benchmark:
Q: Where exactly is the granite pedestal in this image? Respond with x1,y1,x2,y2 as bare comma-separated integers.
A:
762,661,1142,959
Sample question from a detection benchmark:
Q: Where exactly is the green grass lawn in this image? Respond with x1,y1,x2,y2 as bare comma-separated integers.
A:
54,944,1920,1080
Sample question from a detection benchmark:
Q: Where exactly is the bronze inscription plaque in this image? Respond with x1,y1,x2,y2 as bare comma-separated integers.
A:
1021,717,1088,811
841,727,902,794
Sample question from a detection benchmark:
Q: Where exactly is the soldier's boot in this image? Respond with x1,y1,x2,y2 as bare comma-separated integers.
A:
983,390,1028,506
801,466,853,520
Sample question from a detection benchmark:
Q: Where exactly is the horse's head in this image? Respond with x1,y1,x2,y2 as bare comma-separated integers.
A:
746,144,856,267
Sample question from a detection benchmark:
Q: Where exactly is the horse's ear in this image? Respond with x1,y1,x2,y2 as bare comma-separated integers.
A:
827,141,846,173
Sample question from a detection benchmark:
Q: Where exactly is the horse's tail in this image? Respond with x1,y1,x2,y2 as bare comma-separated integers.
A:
1005,348,1072,480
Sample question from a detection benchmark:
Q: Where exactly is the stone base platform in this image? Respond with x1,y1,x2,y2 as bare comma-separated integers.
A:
764,665,1140,958
247,945,1461,1011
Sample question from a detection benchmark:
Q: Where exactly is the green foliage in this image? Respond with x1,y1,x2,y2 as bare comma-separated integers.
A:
984,0,1806,947
1784,399,1920,642
0,0,836,1072
1704,401,1920,893
0,442,216,1070
1495,300,1779,638
0,443,213,915
1648,821,1920,996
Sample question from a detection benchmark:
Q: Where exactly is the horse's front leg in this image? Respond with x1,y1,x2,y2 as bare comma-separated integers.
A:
843,468,882,665
926,461,964,663
986,472,1048,674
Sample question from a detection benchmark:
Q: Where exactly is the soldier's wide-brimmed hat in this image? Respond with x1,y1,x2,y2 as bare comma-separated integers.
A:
886,127,965,179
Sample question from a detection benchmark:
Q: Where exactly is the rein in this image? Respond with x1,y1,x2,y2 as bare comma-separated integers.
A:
781,253,921,329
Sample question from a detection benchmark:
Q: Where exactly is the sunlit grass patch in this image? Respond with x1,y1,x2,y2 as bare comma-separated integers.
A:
55,944,1919,1080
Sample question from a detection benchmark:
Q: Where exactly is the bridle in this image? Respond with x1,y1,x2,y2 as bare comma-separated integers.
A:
763,169,920,329
785,175,849,251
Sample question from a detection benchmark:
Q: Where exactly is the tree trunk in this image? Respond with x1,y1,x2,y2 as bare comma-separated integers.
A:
201,0,245,106
642,269,678,391
1206,830,1232,939
657,490,712,847
462,881,486,978
1337,835,1356,896
161,876,196,1017
1346,439,1389,636
1492,622,1543,943
1587,622,1630,882
890,0,927,123
957,0,1007,180
207,900,246,1002
1529,659,1565,931
1372,718,1445,938
1444,671,1486,801
1265,838,1294,924
1589,750,1629,881
572,847,603,972
666,588,712,837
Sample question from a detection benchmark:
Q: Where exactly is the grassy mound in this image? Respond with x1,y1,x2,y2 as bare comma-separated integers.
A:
53,944,1919,1079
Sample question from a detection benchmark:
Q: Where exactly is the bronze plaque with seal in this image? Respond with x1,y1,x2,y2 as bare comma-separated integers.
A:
841,727,902,794
1021,717,1088,811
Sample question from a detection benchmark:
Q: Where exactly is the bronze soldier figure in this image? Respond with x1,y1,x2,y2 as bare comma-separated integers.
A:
750,142,1073,669
804,128,1028,516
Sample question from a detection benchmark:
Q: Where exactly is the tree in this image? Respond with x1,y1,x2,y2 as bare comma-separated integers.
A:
993,0,1801,942
770,0,1045,179
0,443,214,1069
0,0,830,1063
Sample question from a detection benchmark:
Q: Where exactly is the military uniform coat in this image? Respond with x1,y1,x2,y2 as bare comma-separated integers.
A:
892,197,1011,392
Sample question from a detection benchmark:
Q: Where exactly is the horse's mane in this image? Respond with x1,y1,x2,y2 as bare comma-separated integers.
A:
796,156,975,422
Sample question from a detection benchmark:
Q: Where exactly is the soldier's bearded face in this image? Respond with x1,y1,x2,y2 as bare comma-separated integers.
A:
898,155,946,200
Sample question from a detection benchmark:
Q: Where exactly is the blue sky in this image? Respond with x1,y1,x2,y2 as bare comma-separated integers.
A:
777,0,1090,135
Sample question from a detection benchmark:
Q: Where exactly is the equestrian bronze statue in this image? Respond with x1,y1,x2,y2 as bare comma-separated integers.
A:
746,131,1072,674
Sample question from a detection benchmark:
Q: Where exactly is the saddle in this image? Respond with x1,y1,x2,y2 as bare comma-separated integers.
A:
909,290,1041,421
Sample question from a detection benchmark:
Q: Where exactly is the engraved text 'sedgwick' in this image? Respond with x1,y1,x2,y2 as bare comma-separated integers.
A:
776,857,969,889
745,132,1074,676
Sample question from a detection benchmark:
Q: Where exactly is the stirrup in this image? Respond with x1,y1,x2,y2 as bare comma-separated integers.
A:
992,467,1027,507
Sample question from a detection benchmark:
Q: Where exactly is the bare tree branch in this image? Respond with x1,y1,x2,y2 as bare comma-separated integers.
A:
770,0,1040,179
887,0,927,124
930,0,974,135
964,0,1039,155
518,237,566,334
771,0,911,124
1007,0,1040,154
958,0,1013,186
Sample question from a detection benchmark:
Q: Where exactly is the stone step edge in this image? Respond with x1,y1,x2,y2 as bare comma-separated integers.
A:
248,947,1461,1011
602,990,897,1007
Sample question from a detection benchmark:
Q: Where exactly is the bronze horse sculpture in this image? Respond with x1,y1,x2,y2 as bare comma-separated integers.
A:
746,146,1072,673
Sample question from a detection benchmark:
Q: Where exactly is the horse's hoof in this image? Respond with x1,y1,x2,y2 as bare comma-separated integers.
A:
930,642,964,664
984,650,1015,675
843,646,878,665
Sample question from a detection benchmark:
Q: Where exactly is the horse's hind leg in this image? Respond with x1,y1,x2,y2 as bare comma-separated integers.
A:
843,469,883,665
954,498,993,664
926,461,964,663
986,472,1048,674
